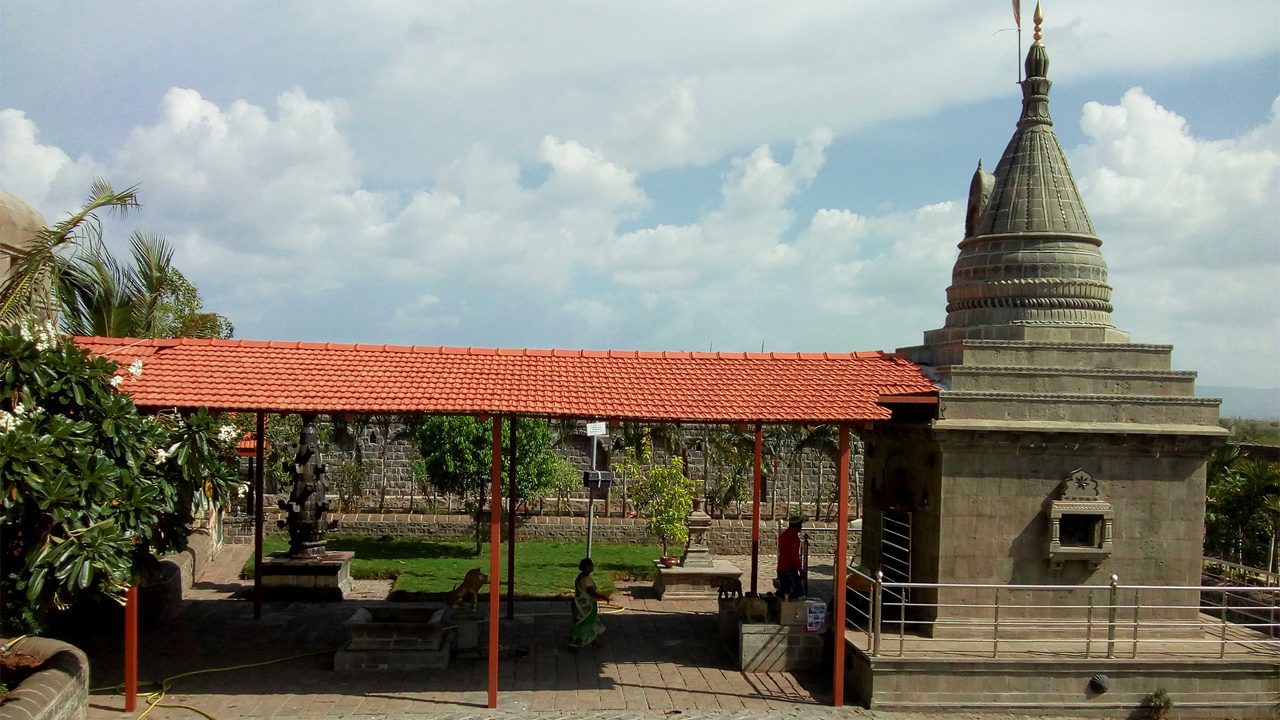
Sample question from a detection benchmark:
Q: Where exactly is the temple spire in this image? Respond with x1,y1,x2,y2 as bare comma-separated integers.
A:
926,7,1119,340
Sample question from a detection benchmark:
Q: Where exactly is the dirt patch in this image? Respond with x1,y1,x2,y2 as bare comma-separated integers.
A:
0,650,44,699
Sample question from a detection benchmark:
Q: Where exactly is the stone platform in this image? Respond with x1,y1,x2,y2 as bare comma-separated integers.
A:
652,559,742,600
260,550,353,600
334,604,452,671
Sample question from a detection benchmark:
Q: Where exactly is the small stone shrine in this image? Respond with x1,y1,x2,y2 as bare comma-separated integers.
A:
653,500,742,599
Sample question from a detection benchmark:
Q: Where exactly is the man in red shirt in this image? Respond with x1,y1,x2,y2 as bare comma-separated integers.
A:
776,515,805,599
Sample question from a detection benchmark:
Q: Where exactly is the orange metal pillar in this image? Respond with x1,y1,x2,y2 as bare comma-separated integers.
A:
253,412,265,619
124,585,137,711
832,425,851,706
751,422,762,595
507,417,517,620
487,417,502,708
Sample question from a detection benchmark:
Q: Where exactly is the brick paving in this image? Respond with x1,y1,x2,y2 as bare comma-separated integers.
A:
83,546,839,719
82,545,1093,720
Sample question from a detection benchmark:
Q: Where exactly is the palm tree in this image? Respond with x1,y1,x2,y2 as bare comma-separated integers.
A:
796,425,840,520
1262,493,1280,575
0,179,139,325
58,232,232,339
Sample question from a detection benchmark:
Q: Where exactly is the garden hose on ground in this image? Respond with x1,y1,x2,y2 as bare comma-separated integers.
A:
89,647,337,720
1,634,31,654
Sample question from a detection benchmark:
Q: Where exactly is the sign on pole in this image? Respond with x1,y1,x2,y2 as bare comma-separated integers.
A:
586,421,607,437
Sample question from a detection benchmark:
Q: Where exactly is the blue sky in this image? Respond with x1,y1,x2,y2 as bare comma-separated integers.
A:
2,2,1277,413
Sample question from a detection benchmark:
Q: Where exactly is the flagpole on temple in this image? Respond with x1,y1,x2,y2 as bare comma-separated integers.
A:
1014,0,1023,82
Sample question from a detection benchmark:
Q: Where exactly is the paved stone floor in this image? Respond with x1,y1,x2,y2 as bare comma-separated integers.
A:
82,544,1095,720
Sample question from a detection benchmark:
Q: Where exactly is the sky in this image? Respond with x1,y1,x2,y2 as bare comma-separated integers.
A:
2,2,1278,413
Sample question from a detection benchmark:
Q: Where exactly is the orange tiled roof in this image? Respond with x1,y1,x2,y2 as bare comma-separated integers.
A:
76,337,937,423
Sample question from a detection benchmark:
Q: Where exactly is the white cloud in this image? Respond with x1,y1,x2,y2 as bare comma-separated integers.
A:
0,109,102,213
563,298,619,328
1072,90,1280,384
0,49,1275,390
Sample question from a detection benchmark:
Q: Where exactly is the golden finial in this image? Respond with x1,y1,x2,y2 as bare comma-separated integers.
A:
1033,1,1043,44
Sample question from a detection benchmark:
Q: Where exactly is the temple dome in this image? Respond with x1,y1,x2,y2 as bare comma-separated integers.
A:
938,22,1119,338
0,190,47,280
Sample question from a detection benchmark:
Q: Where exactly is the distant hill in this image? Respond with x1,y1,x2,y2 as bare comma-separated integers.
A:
1200,386,1280,421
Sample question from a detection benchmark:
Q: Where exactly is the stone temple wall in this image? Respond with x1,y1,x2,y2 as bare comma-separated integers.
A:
258,419,866,519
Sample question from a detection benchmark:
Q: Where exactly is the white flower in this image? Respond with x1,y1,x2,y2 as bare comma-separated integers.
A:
110,375,124,388
35,322,56,351
17,319,57,350
0,410,16,433
128,359,144,378
218,425,240,444
152,447,170,464
13,402,26,416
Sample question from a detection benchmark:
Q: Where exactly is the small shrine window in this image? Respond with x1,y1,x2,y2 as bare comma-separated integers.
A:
1048,468,1113,570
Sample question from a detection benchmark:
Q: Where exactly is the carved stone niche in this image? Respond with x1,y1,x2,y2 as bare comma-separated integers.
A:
1048,468,1113,571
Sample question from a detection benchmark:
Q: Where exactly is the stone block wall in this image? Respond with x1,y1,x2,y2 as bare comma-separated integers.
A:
223,513,859,560
268,418,865,517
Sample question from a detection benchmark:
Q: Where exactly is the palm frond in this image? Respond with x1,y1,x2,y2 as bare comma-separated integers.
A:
126,231,175,337
0,180,139,324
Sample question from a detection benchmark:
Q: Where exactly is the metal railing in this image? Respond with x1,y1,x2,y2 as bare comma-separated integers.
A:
844,567,1279,659
1203,556,1280,587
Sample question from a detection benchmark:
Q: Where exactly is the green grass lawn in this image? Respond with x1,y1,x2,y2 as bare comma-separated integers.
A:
243,536,659,598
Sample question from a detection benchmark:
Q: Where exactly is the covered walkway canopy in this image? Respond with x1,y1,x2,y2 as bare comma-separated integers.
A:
76,336,935,421
76,335,938,709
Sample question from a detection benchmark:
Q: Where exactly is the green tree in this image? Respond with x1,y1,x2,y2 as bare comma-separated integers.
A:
0,179,139,325
620,428,696,557
0,322,239,632
703,425,761,518
58,233,232,339
796,425,842,520
409,415,562,554
1204,445,1280,568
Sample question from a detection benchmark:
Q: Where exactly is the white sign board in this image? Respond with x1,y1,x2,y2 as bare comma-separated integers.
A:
586,421,608,437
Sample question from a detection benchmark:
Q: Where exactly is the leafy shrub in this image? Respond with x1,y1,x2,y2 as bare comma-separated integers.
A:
0,322,239,632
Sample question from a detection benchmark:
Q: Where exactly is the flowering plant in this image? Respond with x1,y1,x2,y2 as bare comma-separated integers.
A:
0,322,239,632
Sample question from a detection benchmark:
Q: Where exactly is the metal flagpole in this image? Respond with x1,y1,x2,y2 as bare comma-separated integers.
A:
1014,0,1023,82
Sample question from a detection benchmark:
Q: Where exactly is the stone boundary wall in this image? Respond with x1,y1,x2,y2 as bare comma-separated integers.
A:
253,419,866,516
224,513,859,558
1,636,89,720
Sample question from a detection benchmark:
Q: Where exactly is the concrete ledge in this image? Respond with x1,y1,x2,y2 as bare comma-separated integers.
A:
849,647,1280,718
652,560,742,600
932,418,1228,436
2,636,89,720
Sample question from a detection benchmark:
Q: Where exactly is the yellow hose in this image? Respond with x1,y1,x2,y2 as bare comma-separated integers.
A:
90,648,335,720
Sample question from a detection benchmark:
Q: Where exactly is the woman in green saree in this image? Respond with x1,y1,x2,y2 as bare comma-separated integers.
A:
569,557,610,650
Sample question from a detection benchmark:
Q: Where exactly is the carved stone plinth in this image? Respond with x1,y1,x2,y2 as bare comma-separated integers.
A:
653,560,742,600
260,550,353,600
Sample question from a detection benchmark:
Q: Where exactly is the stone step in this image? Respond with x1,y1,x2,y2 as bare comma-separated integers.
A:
937,391,1222,426
903,340,1176,372
945,365,1199,396
861,655,1279,718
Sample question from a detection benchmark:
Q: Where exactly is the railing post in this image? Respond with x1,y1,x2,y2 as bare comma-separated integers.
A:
872,570,883,657
1131,589,1141,658
898,586,906,657
1085,590,1095,658
1106,574,1119,659
992,588,1001,658
1219,609,1229,659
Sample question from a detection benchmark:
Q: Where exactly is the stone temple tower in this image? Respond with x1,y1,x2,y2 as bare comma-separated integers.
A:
866,7,1226,631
